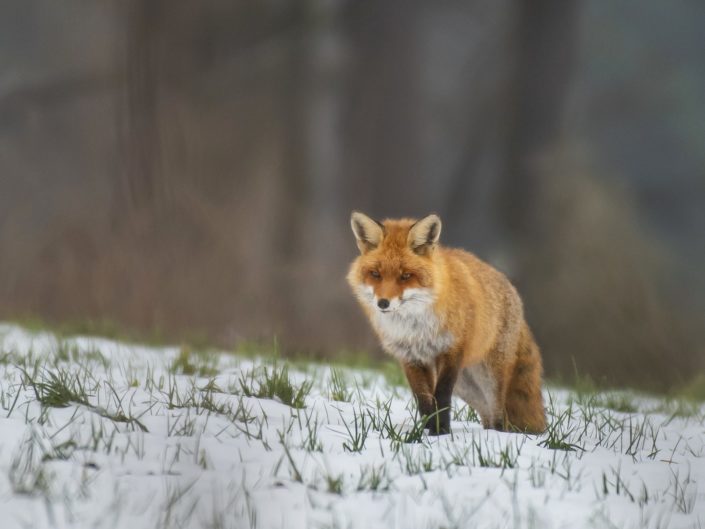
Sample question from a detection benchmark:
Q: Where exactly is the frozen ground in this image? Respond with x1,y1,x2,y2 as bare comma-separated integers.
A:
0,323,702,529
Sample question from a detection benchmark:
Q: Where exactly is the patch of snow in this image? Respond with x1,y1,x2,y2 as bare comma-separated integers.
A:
0,323,702,529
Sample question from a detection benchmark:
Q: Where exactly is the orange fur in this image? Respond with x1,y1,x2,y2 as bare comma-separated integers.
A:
347,212,546,434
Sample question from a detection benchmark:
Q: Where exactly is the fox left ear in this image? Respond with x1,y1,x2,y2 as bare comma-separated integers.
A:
408,214,441,255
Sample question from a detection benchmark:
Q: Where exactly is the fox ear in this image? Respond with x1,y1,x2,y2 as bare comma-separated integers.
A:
408,214,441,255
351,211,384,253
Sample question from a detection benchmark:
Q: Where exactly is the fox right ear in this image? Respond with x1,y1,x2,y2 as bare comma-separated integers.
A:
350,211,384,254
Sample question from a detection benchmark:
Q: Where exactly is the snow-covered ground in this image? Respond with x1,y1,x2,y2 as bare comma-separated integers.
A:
0,323,702,529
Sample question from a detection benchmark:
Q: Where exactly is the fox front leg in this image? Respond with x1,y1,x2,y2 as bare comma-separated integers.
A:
402,361,438,430
431,354,461,435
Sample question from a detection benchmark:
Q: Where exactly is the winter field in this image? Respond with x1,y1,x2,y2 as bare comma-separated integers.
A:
0,324,702,529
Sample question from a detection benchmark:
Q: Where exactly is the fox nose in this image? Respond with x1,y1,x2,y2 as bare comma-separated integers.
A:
377,298,390,309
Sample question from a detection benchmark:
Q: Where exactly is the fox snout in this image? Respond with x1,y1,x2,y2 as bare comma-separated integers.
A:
360,284,429,314
376,296,402,312
355,285,403,312
373,288,403,311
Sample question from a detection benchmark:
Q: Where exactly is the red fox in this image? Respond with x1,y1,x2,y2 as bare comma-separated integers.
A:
347,211,546,435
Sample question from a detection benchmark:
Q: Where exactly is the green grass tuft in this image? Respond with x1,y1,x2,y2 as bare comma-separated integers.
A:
23,368,92,408
328,368,352,402
538,395,584,452
239,363,312,409
170,347,219,377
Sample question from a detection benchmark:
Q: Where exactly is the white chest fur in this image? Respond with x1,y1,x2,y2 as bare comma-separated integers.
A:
357,286,455,364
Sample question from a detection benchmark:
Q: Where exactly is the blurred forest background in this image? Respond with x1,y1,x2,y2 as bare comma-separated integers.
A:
1,1,704,390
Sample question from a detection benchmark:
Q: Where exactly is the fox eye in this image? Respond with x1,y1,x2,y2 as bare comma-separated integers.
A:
400,272,412,281
369,270,381,279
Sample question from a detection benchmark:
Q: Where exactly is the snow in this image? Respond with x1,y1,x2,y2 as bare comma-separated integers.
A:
0,323,702,529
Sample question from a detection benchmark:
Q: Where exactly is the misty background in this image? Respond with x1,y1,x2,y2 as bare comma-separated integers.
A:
1,1,703,390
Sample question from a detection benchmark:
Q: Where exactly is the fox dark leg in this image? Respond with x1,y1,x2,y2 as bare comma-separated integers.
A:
403,361,436,427
430,354,461,435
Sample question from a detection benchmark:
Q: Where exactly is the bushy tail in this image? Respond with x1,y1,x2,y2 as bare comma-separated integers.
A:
505,323,546,434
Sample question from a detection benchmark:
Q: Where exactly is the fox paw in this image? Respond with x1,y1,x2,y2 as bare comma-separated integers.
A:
427,424,451,436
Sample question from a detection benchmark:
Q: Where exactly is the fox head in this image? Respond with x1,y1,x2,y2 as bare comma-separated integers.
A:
347,211,442,314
